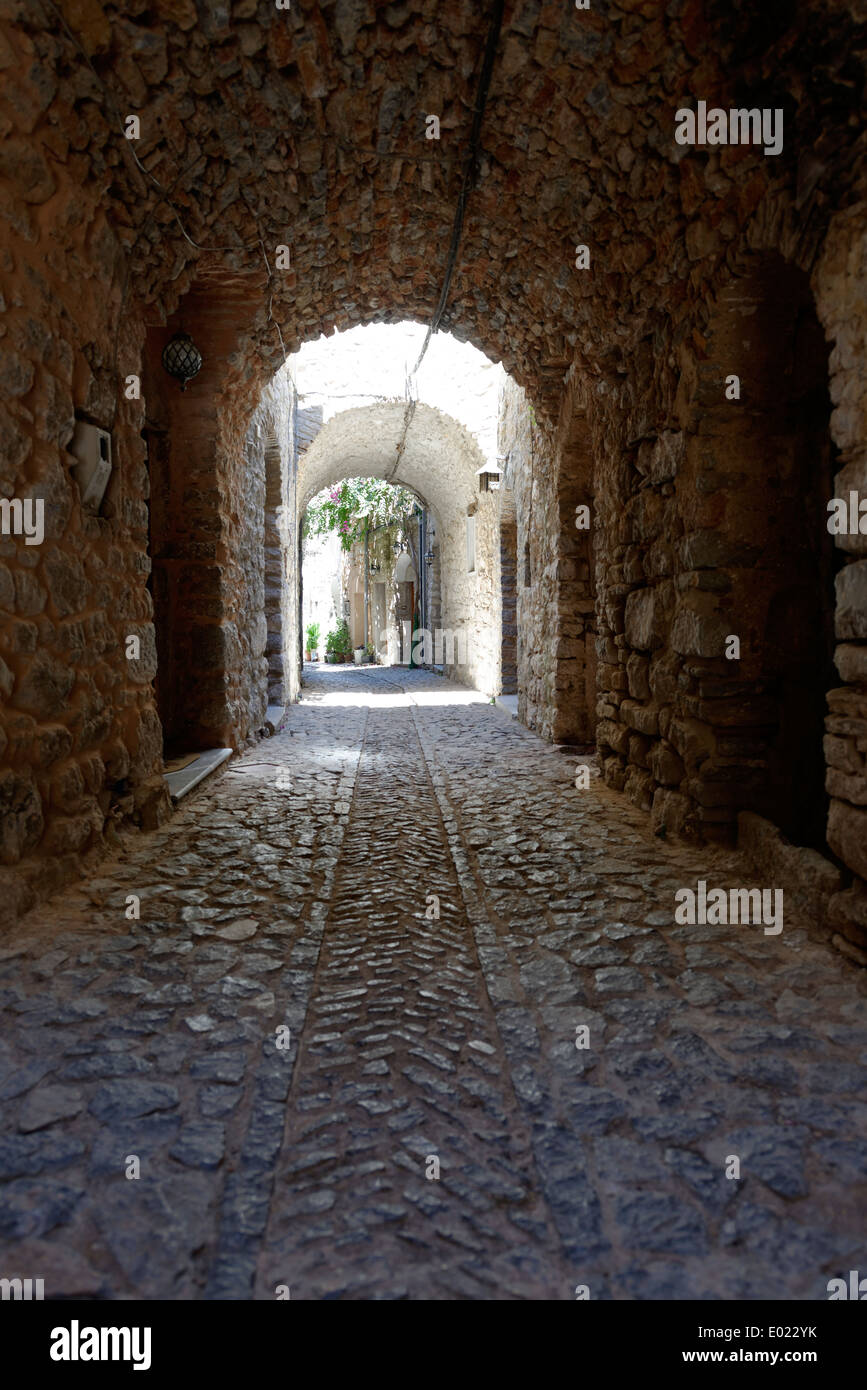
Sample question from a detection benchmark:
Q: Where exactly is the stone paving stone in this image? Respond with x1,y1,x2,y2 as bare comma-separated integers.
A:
0,665,863,1299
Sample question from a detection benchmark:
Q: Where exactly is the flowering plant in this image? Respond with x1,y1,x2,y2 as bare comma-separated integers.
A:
304,478,417,553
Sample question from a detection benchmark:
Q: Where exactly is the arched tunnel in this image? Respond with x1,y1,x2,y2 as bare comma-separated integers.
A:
0,0,865,1315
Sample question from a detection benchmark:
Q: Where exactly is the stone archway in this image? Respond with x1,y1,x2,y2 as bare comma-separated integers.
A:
296,401,503,696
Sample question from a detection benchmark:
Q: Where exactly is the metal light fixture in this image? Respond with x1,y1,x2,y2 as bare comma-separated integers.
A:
161,332,202,391
425,546,435,566
476,464,502,493
370,560,381,574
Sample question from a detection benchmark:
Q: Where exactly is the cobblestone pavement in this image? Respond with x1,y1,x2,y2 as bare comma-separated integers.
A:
0,666,864,1300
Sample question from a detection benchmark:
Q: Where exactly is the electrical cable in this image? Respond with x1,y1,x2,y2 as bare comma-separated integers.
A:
386,0,505,480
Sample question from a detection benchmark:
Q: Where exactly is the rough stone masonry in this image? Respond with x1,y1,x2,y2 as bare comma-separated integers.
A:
0,0,865,1307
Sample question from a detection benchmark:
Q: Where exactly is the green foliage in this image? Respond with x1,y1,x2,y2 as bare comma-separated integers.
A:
305,621,320,650
304,478,417,553
325,618,352,657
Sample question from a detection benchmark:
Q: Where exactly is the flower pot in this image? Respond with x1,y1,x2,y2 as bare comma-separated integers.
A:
353,647,364,665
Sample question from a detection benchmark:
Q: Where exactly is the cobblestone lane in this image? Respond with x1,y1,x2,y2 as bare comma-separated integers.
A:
0,667,864,1300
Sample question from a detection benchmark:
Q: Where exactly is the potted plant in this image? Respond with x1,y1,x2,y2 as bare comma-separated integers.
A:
305,621,320,662
325,620,351,664
330,618,351,663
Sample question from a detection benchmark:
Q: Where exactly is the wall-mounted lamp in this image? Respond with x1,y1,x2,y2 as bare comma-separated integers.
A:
161,332,203,391
424,546,435,566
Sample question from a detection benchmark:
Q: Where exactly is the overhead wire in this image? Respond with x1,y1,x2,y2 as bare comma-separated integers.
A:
386,0,505,480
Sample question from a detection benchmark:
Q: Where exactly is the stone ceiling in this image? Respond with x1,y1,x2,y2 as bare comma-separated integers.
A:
11,0,867,418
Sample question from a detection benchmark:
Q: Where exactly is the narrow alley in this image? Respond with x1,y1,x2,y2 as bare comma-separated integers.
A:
1,667,863,1301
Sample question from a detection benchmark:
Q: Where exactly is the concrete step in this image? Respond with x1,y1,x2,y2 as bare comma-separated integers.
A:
164,747,233,802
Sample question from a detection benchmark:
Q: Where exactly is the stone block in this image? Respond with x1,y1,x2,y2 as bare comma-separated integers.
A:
11,651,74,717
650,787,694,838
42,807,102,857
823,733,861,774
621,698,660,736
624,587,665,651
0,654,13,699
43,551,87,618
826,767,867,806
670,594,728,658
649,741,684,786
679,530,761,570
831,457,867,556
835,560,867,640
624,765,654,811
626,652,650,700
738,811,844,936
827,881,867,934
51,760,87,814
124,623,158,684
135,776,173,832
125,705,163,776
649,431,682,483
0,562,14,611
668,716,716,768
0,768,43,864
603,755,627,792
13,568,45,615
827,798,867,880
628,732,652,769
834,643,867,684
0,401,32,479
649,651,680,704
597,718,630,756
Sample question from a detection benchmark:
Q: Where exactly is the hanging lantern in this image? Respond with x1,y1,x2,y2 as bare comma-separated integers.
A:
161,332,203,391
425,546,434,566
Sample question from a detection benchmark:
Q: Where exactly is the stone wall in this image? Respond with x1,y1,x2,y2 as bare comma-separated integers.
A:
500,380,556,738
257,366,297,711
0,28,168,927
499,519,518,696
244,366,297,724
438,486,501,697
813,201,867,956
500,377,596,742
593,255,837,846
